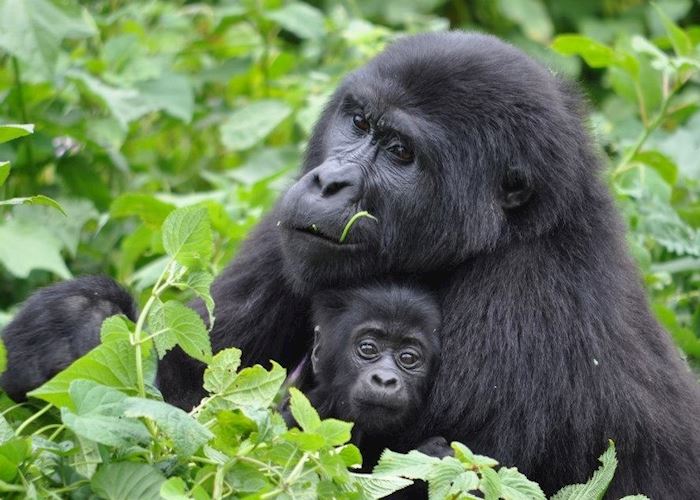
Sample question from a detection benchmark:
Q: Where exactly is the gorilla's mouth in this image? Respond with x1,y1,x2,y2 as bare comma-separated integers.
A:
293,226,343,245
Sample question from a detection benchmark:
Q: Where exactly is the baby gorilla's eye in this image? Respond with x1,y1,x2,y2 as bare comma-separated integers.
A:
387,144,414,163
358,341,379,359
398,351,421,369
353,114,370,133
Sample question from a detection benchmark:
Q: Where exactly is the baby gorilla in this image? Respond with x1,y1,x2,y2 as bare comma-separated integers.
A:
286,283,451,468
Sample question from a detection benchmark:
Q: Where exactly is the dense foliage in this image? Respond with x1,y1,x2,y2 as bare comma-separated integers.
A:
0,0,698,498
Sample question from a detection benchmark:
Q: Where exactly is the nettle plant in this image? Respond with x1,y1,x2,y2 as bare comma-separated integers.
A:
0,205,649,499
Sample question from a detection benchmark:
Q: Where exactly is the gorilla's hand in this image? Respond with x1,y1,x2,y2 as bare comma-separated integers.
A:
416,436,454,458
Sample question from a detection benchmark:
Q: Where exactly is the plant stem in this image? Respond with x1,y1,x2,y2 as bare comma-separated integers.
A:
212,465,225,499
15,403,52,436
11,57,34,171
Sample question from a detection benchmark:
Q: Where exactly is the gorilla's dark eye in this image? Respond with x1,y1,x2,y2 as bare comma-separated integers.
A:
358,341,379,359
398,351,421,369
352,114,370,133
387,144,414,163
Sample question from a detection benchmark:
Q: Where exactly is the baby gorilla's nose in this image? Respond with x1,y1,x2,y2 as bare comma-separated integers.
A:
369,369,400,391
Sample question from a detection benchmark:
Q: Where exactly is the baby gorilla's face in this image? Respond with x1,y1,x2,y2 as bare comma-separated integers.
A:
312,284,441,436
344,320,435,433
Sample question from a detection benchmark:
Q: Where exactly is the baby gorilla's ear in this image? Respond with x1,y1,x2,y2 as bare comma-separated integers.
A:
311,325,321,375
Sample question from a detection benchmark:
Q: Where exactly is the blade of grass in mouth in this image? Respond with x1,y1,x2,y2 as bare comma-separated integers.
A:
339,211,378,243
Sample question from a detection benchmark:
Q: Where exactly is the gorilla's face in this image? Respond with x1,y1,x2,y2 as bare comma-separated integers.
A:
278,32,589,289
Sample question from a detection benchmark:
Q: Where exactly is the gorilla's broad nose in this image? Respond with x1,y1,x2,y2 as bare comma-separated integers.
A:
309,161,361,201
370,369,399,391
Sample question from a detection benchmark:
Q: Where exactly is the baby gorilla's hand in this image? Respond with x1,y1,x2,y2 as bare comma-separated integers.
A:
416,436,454,458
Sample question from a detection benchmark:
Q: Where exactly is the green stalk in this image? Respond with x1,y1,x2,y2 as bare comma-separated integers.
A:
339,211,377,243
11,57,33,171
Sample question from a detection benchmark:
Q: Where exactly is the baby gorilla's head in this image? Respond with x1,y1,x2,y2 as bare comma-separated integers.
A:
311,283,441,435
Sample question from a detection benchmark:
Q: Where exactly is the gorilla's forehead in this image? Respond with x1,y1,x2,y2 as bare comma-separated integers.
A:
347,31,560,128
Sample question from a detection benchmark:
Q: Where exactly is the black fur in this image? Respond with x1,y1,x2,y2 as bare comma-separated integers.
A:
0,276,136,401
2,32,699,497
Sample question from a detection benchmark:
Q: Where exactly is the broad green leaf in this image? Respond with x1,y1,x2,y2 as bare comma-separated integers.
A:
619,496,650,500
124,397,212,456
350,473,413,499
452,441,499,468
148,300,212,363
0,0,95,75
0,220,71,279
160,477,189,500
135,74,194,123
480,466,503,500
339,444,363,468
0,124,34,144
74,435,101,479
70,70,155,128
203,348,242,394
316,418,353,446
448,471,480,497
653,304,700,358
374,449,441,480
0,414,11,444
99,315,134,343
653,3,693,56
219,100,292,151
0,195,66,215
428,457,469,499
61,381,150,447
174,271,215,328
266,3,326,40
551,441,617,500
498,467,546,500
111,193,175,229
499,0,553,43
162,206,213,269
0,438,30,482
283,427,326,451
0,162,8,186
225,361,286,409
92,462,166,500
552,35,615,67
29,337,156,408
632,151,678,185
289,387,321,432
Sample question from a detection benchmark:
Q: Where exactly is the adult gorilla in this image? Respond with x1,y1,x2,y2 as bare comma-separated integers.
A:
3,33,699,497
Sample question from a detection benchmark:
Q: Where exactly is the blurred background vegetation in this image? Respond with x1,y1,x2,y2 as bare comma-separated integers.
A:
0,0,699,371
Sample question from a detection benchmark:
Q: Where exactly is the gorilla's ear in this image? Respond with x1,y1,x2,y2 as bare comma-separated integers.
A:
311,325,321,375
500,168,533,210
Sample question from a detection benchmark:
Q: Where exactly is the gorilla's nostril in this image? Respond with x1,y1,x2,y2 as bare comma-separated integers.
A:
321,180,350,197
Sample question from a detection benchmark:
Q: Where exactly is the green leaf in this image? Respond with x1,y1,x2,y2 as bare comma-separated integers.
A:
288,387,321,432
0,195,66,215
653,3,693,56
0,162,8,187
498,467,546,500
0,124,34,144
480,466,503,500
632,151,678,185
0,219,71,279
124,397,212,455
374,449,441,480
61,380,150,447
99,315,134,343
148,300,212,363
135,74,194,123
203,348,242,395
552,35,615,67
619,496,650,500
219,100,292,151
92,462,166,500
160,477,189,500
283,427,326,451
452,441,499,468
351,473,414,499
427,457,469,499
162,206,213,269
29,337,156,408
174,271,215,328
339,444,363,468
225,361,286,409
265,3,326,40
499,0,553,43
0,0,95,75
316,418,353,446
0,438,30,482
111,193,175,229
552,440,617,500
